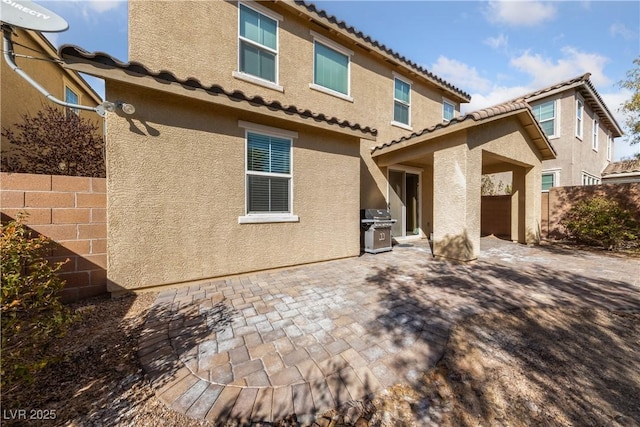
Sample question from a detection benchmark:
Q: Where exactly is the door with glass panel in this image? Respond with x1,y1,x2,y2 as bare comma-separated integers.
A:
388,169,420,238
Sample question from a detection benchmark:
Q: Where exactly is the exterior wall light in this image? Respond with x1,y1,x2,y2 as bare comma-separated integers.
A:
97,101,136,117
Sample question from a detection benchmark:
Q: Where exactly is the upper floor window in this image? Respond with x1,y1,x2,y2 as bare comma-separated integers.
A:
443,99,456,121
532,100,557,138
65,86,79,116
575,99,584,139
238,3,278,84
393,77,411,126
592,118,599,151
310,31,352,101
606,133,612,161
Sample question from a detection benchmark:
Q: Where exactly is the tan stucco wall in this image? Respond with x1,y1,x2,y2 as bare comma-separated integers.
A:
128,0,465,214
128,2,458,148
534,90,612,186
105,82,360,292
1,29,102,161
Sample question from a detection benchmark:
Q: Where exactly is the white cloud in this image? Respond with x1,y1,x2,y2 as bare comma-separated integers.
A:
431,56,492,93
484,34,509,50
610,23,636,41
509,47,610,88
484,1,557,27
462,85,532,113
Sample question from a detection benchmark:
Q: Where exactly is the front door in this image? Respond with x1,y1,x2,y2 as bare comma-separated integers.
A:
388,169,420,239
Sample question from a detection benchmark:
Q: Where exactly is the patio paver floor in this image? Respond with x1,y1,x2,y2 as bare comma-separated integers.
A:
138,237,640,425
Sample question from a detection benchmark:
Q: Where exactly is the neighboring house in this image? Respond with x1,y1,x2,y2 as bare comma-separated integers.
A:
1,28,103,168
59,0,554,295
516,73,624,191
602,159,640,183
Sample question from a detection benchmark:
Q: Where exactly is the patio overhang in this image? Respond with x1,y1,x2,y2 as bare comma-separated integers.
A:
372,102,556,167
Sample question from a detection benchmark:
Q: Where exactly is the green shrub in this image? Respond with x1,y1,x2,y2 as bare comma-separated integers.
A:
560,196,639,249
1,214,74,389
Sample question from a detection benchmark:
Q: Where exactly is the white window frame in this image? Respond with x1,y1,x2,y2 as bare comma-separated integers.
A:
541,169,560,192
238,121,299,224
443,98,456,122
575,98,584,140
581,171,600,186
533,99,559,139
234,1,284,92
592,118,599,151
391,72,412,130
606,133,612,161
309,30,354,102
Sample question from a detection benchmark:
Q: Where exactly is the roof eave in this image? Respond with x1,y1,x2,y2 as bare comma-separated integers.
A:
59,49,377,141
279,1,471,103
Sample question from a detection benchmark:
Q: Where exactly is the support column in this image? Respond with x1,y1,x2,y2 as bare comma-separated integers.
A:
432,143,481,261
511,165,541,244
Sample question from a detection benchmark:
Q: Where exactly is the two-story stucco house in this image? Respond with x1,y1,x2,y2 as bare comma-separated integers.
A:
517,73,624,191
58,0,555,295
1,28,103,168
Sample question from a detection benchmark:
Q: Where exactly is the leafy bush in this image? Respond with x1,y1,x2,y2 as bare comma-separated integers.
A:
1,214,74,389
560,196,639,249
1,104,105,177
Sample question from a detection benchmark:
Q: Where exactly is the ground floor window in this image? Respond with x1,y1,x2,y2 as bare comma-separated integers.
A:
246,131,292,213
541,172,557,191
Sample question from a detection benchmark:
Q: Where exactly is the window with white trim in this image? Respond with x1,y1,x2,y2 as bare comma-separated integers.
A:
65,86,79,115
581,172,600,186
541,172,556,191
246,131,292,214
592,118,599,151
532,100,557,137
443,99,455,121
238,3,278,84
576,98,584,139
393,77,411,126
311,32,352,98
606,133,612,161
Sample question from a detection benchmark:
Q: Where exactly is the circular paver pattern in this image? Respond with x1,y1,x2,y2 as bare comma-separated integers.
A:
138,238,640,425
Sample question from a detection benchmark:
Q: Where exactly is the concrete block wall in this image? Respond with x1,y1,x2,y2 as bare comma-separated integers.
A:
1,172,107,302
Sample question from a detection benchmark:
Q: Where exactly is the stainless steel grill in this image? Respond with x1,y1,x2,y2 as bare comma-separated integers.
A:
361,209,396,253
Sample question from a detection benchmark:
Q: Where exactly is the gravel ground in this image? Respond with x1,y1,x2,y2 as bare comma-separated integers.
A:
2,290,639,426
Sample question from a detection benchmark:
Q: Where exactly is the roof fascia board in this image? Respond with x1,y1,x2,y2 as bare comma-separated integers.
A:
523,79,623,137
279,1,471,103
62,61,375,141
26,30,103,104
374,109,555,164
373,110,524,158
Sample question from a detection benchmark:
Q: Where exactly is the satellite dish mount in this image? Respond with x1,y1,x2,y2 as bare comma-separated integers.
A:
0,0,134,116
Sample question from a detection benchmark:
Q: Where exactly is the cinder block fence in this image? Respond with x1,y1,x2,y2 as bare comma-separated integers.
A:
1,172,107,302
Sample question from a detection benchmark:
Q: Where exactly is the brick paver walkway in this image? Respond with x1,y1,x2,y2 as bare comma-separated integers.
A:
138,238,640,425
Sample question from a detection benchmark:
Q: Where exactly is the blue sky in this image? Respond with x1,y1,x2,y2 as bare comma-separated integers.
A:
39,0,639,160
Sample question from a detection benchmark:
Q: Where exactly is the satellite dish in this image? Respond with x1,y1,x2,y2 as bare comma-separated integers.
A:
0,0,68,32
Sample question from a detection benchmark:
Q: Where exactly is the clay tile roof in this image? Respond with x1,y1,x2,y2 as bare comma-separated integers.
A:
602,159,640,176
373,101,534,152
295,1,471,102
513,73,623,137
58,45,377,137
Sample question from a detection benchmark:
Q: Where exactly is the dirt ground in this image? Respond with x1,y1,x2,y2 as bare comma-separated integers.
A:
2,281,639,426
